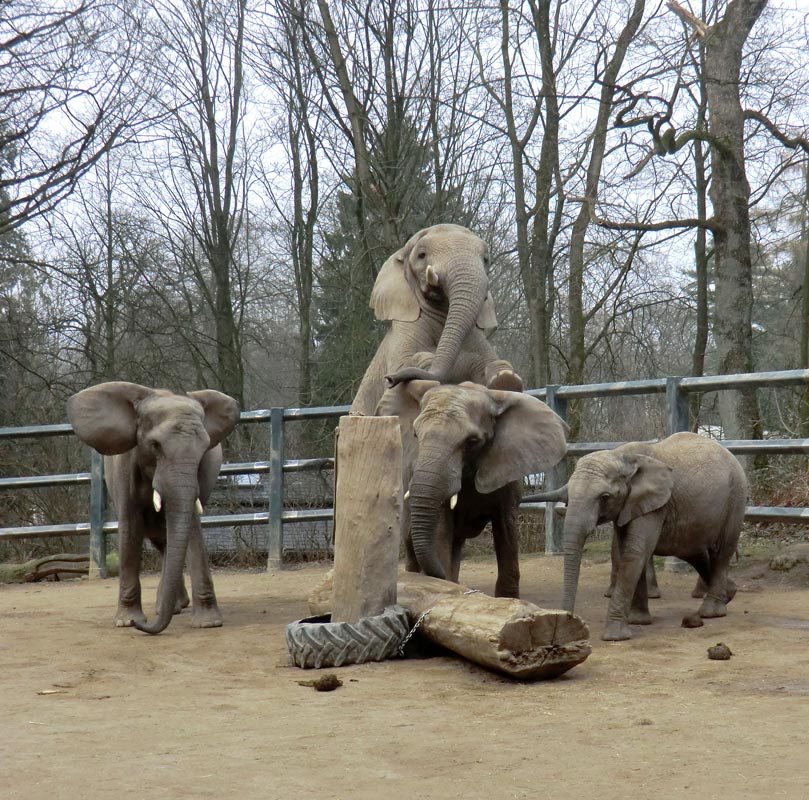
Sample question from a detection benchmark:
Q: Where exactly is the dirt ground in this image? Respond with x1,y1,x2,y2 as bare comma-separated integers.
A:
2,551,809,800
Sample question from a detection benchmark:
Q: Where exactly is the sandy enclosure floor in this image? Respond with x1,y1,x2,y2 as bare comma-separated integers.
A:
2,553,809,800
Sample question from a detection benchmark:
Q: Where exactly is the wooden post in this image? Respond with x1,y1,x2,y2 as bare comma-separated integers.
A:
330,416,402,623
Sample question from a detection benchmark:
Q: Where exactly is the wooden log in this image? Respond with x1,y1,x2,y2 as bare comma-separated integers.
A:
309,570,591,680
0,553,119,584
330,415,402,623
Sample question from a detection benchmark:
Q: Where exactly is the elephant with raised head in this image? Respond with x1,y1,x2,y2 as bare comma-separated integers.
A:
376,380,568,597
67,382,240,634
351,224,522,415
532,432,747,641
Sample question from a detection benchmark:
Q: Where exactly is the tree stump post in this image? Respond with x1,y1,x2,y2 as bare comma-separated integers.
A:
330,415,402,623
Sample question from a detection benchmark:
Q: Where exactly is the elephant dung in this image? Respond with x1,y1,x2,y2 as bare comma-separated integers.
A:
309,571,591,681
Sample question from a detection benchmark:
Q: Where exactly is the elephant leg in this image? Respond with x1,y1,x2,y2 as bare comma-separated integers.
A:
491,497,520,598
691,575,709,598
603,517,659,641
604,534,619,597
628,569,652,625
186,524,223,628
115,521,147,628
696,546,736,619
646,557,661,599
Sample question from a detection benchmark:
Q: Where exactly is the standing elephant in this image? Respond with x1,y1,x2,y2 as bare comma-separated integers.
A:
532,432,747,641
67,382,240,634
376,380,568,597
351,224,522,415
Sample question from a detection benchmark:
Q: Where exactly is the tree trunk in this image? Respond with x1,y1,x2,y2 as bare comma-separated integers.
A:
690,49,710,429
681,0,767,445
566,0,646,437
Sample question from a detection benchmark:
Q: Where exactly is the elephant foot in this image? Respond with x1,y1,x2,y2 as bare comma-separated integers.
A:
698,596,728,619
190,606,223,628
602,621,633,641
115,606,147,628
487,370,523,393
628,609,652,625
691,577,708,598
495,586,520,599
726,578,737,603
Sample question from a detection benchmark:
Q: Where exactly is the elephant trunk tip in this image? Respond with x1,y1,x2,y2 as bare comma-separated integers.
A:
132,610,173,635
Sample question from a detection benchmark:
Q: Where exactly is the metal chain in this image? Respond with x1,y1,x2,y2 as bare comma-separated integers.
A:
397,606,433,656
398,588,482,656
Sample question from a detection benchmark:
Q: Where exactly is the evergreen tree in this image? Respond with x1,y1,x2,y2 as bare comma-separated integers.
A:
311,120,469,406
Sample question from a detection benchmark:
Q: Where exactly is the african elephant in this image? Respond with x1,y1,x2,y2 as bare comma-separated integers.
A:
532,432,747,641
376,380,568,597
67,382,240,634
350,224,522,415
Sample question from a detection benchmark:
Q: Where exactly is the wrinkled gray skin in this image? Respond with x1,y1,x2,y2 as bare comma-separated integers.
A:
533,432,747,641
376,381,567,597
351,224,522,415
67,382,240,634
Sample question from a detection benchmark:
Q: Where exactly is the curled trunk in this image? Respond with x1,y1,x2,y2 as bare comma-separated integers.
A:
134,490,197,635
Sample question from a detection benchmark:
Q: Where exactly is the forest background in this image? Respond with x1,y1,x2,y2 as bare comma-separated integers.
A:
2,0,809,545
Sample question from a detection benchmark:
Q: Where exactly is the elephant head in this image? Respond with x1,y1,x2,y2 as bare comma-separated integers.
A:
371,224,498,386
376,380,568,580
532,448,673,613
67,382,240,634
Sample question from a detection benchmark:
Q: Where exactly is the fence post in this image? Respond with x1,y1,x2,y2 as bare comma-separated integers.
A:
544,385,568,555
267,407,285,570
664,376,692,574
666,376,689,435
88,449,107,579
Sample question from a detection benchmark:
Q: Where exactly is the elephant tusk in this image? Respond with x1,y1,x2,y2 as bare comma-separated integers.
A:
152,490,162,513
403,490,410,501
195,498,203,515
426,264,440,287
450,494,458,510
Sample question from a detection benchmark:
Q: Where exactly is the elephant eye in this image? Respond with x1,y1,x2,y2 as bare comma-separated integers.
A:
149,439,161,455
599,492,612,502
417,251,426,260
465,435,482,449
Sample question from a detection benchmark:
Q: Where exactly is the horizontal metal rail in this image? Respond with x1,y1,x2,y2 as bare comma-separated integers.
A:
2,370,809,556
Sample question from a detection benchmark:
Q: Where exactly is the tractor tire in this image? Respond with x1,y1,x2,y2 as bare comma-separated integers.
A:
286,605,410,669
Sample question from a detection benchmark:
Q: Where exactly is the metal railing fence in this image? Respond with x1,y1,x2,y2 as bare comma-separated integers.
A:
1,369,808,576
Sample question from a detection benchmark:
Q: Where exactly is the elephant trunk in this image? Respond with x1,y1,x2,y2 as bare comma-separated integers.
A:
429,260,488,380
523,484,569,504
561,504,597,614
407,466,452,580
133,475,199,635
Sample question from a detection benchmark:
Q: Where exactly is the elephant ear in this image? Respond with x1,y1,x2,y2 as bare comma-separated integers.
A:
616,453,674,527
369,249,420,322
187,390,241,448
475,292,498,330
67,381,153,455
375,380,440,428
475,389,569,494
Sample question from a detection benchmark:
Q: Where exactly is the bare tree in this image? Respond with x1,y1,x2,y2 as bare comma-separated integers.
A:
0,1,156,234
136,0,253,406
